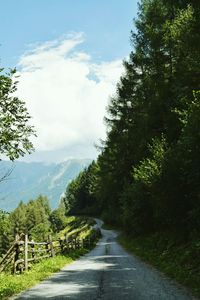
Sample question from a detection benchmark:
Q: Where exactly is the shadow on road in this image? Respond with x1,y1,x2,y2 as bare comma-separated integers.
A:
15,229,196,300
17,249,137,299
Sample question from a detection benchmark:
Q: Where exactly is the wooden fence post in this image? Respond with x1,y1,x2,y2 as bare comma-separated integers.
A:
45,241,49,256
31,241,35,259
24,234,28,271
49,235,55,257
13,234,19,274
59,238,64,253
13,242,20,274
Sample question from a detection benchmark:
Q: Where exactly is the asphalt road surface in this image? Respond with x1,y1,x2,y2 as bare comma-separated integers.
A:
13,219,196,300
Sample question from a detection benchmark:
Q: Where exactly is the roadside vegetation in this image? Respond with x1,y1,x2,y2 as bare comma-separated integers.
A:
119,233,200,298
0,196,98,300
0,0,199,297
62,0,200,295
0,255,74,299
0,196,65,255
56,215,95,240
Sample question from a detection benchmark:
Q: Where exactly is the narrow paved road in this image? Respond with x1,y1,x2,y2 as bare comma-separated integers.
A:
13,220,196,299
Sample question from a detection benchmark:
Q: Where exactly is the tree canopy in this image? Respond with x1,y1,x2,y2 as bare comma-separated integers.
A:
0,68,35,161
63,0,200,236
0,195,68,255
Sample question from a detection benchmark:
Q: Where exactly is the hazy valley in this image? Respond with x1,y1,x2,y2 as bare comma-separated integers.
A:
0,159,91,211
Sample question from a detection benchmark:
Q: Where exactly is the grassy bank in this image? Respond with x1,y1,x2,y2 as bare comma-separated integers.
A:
0,253,79,300
0,216,96,300
57,215,95,240
118,232,200,298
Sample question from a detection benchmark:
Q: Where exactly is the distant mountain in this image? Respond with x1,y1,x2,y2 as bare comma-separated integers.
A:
0,159,91,211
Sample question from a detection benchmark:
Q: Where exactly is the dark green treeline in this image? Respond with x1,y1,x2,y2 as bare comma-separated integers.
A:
63,0,200,236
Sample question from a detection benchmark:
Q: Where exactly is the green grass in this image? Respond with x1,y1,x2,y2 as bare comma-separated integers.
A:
0,215,95,300
57,216,95,240
0,216,97,300
0,249,87,300
118,232,200,299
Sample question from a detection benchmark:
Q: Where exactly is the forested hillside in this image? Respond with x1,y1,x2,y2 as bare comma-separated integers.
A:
64,0,200,236
62,2,200,293
0,195,66,256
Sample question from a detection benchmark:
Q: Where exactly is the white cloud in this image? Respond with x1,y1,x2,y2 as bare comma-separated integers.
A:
16,33,123,160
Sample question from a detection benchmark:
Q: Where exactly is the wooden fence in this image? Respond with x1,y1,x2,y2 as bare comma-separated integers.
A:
0,229,101,274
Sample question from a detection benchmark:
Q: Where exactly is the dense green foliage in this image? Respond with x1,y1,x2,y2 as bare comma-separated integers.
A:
0,207,97,299
0,195,96,257
0,196,67,255
0,68,35,161
64,0,200,237
64,161,99,215
0,211,12,255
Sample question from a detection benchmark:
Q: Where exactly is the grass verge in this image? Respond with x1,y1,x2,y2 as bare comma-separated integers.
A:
0,216,98,300
0,249,87,300
57,216,95,240
118,232,200,299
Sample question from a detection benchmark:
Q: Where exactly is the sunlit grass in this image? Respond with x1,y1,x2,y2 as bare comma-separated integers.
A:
0,250,87,300
0,216,96,300
57,216,94,239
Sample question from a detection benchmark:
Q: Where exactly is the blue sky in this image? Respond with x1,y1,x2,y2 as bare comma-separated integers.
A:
0,0,138,162
1,0,138,67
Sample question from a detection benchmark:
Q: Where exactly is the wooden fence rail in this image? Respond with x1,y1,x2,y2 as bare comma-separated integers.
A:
0,228,101,274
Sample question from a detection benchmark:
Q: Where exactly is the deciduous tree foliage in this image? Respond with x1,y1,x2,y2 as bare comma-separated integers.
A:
0,68,35,161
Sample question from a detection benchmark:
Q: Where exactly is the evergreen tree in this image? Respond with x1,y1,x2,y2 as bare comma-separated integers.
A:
0,210,13,255
63,0,200,237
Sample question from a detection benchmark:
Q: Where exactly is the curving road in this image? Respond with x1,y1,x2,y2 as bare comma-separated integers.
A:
12,219,196,299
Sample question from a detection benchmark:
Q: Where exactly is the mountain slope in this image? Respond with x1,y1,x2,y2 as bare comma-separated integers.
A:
0,159,91,211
